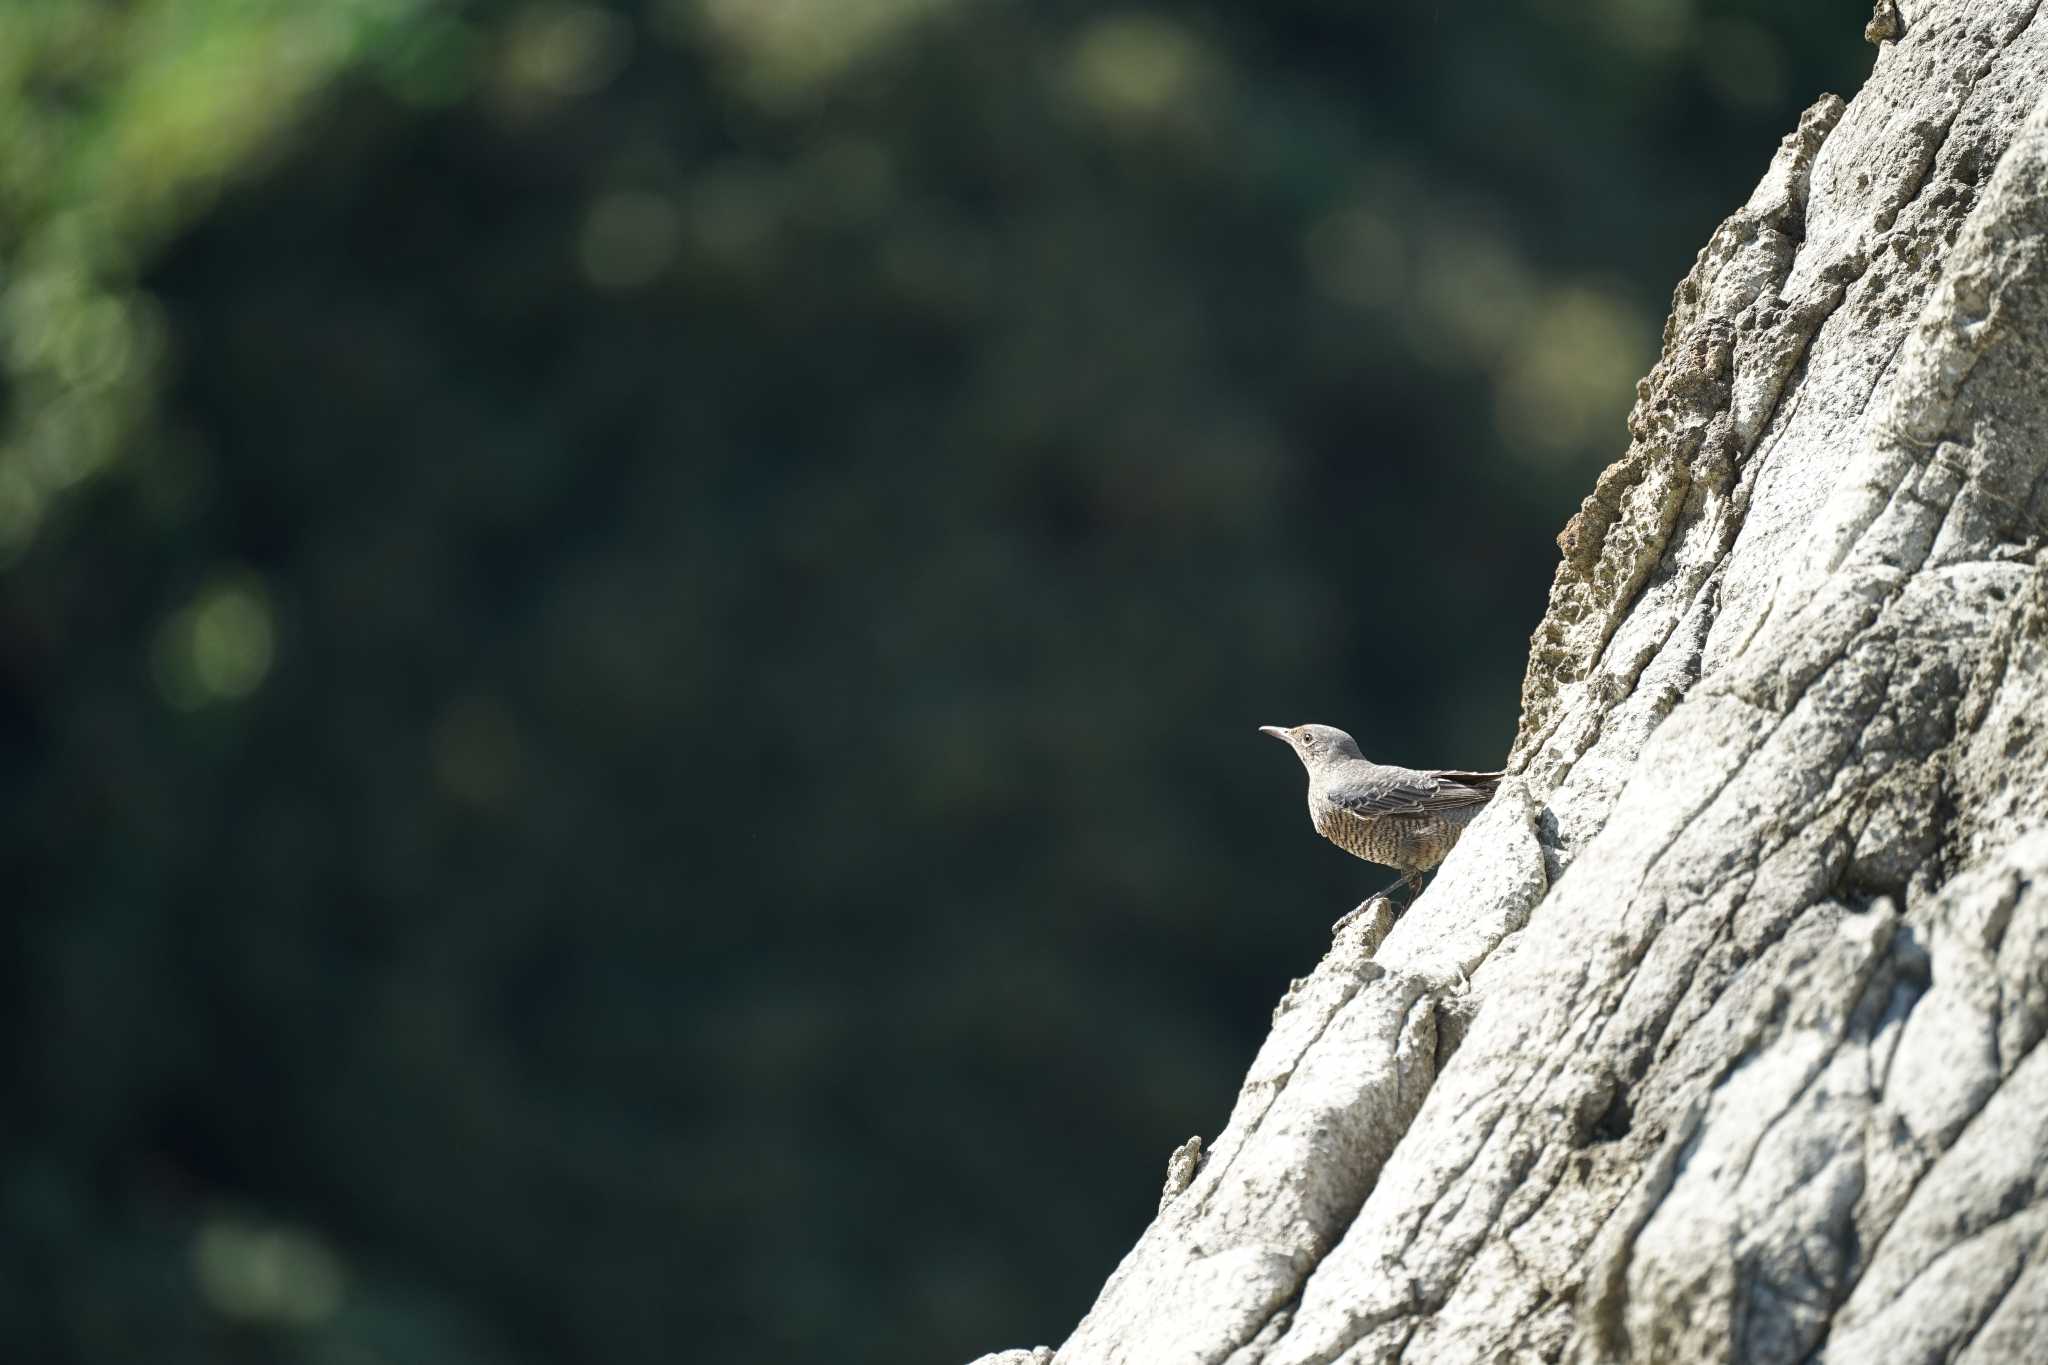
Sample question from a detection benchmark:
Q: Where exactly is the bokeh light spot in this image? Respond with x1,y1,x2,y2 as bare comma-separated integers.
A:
3,265,91,373
1069,14,1213,122
192,1217,346,1326
683,0,951,103
1412,222,1536,365
1494,284,1654,465
51,295,137,389
153,575,277,709
25,394,121,492
498,3,632,103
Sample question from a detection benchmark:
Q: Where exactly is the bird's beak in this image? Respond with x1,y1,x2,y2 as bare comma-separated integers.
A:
1258,726,1291,742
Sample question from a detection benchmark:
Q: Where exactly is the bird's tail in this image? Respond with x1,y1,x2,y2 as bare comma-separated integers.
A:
1433,769,1504,796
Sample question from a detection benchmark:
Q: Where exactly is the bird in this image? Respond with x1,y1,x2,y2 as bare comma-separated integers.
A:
1260,723,1502,901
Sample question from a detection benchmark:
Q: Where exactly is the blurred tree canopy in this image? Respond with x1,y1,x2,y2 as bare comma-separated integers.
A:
3,3,1870,1363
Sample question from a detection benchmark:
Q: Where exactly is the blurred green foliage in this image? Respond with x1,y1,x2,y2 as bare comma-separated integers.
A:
3,2,1869,1363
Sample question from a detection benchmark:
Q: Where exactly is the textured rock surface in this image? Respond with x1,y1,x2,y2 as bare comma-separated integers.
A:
969,5,2048,1362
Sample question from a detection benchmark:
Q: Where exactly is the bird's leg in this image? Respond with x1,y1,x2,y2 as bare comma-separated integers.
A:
1336,870,1435,935
1336,871,1413,927
1374,870,1430,912
1371,870,1423,904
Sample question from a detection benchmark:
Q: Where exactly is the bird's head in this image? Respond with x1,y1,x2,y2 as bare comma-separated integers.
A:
1259,723,1364,766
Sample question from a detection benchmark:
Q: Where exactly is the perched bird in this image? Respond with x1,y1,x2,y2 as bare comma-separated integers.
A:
1260,723,1502,898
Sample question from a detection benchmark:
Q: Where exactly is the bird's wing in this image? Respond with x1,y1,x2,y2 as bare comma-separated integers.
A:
1326,768,1500,819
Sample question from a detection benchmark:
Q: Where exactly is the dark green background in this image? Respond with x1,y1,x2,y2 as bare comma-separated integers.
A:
3,2,1870,1362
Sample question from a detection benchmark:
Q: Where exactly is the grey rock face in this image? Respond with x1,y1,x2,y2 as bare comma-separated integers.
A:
964,5,2048,1363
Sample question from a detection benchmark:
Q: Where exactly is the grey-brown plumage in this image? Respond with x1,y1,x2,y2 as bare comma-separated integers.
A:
1260,723,1501,893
